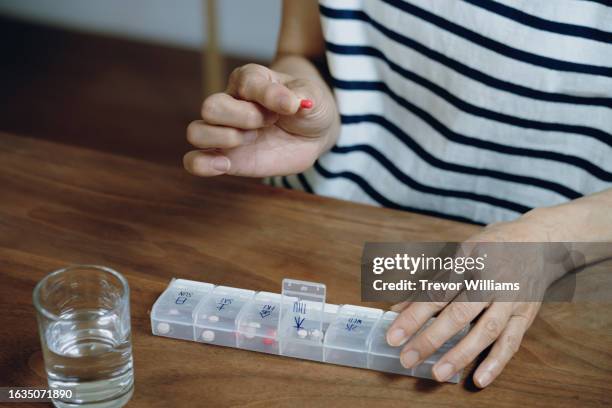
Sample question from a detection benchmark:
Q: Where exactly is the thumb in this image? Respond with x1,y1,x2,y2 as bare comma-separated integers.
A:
278,78,331,137
283,77,326,119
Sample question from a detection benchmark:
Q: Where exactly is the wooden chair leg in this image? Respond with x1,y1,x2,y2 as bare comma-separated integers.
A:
203,0,225,96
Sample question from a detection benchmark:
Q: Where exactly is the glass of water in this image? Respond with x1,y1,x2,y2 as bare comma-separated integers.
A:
33,265,134,408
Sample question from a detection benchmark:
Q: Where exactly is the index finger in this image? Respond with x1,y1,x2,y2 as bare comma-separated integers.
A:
227,64,300,115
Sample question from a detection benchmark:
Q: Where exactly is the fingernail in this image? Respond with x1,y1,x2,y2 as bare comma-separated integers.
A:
387,328,407,346
212,156,230,173
477,371,492,387
400,350,420,368
434,363,455,381
279,95,293,112
243,130,257,144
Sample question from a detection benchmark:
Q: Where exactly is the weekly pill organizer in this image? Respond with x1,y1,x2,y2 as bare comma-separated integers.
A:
150,278,469,383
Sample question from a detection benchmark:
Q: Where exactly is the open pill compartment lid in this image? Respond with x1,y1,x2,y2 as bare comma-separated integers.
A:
278,279,326,342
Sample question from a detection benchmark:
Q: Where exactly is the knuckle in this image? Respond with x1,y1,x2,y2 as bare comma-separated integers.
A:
236,76,250,98
243,63,266,74
229,66,242,82
225,128,241,145
481,318,503,342
397,309,420,332
201,97,218,121
503,334,521,354
430,299,448,310
420,330,443,351
243,109,261,128
451,346,473,366
235,65,268,98
449,303,473,327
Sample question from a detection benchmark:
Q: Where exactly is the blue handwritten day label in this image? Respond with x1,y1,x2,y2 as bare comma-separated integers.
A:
259,304,275,319
345,318,363,332
292,301,308,331
175,290,193,305
293,301,306,314
293,316,306,330
216,297,233,311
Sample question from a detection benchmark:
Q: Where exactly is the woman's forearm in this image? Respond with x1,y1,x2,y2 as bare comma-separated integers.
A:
521,188,612,266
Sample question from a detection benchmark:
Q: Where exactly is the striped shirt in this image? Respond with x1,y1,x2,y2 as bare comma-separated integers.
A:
269,0,612,225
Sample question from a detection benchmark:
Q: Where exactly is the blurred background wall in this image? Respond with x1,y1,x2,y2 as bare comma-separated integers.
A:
0,0,285,165
0,0,281,60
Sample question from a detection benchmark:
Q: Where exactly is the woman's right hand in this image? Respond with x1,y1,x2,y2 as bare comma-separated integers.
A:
184,63,339,178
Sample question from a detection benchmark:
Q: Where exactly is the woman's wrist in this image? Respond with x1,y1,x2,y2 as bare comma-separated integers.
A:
515,189,612,278
517,206,570,241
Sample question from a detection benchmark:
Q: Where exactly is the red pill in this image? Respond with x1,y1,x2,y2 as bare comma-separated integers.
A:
262,328,276,346
300,99,314,109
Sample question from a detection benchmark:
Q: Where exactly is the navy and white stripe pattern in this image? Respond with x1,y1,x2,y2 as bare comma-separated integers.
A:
270,0,612,225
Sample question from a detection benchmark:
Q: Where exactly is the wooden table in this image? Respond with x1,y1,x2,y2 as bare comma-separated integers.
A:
1,133,610,407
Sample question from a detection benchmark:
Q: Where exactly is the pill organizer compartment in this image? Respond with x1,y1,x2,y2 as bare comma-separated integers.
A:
323,305,383,369
150,278,469,384
367,311,414,376
193,286,255,347
151,279,214,341
235,291,283,354
278,279,326,362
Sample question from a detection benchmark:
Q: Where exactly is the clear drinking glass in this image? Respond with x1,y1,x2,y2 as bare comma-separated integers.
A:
33,265,134,408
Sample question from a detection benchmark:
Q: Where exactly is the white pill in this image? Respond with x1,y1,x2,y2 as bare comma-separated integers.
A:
168,309,180,316
297,329,308,339
244,327,256,339
208,315,219,322
248,322,261,328
310,329,322,339
157,322,170,334
201,330,215,342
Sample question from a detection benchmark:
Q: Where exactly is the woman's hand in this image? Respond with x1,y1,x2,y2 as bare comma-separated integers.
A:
184,62,339,178
385,209,570,388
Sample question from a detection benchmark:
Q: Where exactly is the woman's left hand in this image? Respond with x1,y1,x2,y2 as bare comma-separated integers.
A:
385,209,567,388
